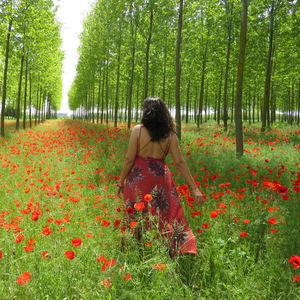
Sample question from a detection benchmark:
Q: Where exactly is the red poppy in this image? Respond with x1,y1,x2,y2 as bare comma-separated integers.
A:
293,275,300,282
42,251,49,258
145,242,151,247
15,234,24,243
124,273,131,280
202,222,209,229
240,232,247,237
65,250,75,260
71,238,82,247
232,218,239,222
102,279,112,288
210,211,218,218
0,250,2,259
243,219,250,223
41,225,52,236
154,264,167,271
268,217,276,225
134,202,145,211
270,229,277,233
17,272,31,285
276,186,288,194
144,194,152,202
289,256,300,269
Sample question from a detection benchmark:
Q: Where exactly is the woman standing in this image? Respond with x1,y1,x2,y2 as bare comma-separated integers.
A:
117,97,205,256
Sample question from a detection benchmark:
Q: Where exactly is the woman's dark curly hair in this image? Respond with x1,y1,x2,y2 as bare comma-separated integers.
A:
141,97,175,142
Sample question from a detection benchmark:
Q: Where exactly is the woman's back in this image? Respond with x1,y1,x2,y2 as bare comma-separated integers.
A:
137,125,171,159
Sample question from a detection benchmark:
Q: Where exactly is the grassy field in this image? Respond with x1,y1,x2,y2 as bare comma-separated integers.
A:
0,119,299,299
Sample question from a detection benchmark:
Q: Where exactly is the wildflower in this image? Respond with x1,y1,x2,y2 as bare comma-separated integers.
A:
41,225,52,236
202,222,209,229
240,232,247,237
124,273,131,280
268,217,276,225
15,234,24,243
42,251,49,258
65,250,75,260
71,238,82,247
17,272,31,285
293,275,300,282
289,256,300,269
154,264,167,271
102,279,112,288
243,219,250,223
210,211,218,218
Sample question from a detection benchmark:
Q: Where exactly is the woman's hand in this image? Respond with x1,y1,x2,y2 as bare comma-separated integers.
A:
192,188,206,206
117,182,125,198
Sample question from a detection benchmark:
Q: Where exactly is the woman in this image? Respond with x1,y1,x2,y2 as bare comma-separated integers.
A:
117,97,205,256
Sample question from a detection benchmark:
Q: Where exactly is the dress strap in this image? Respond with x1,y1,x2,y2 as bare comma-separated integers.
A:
158,136,171,158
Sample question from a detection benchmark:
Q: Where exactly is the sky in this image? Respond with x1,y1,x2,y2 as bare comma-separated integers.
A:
53,0,97,116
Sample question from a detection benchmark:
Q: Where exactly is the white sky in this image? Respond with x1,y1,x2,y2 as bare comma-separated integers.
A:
53,0,97,116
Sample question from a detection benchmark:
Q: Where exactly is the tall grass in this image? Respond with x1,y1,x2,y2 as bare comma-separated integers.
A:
0,119,299,299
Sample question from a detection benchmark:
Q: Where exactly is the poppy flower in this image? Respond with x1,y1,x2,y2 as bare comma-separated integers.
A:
154,264,167,271
293,275,300,282
65,250,75,260
145,242,151,247
0,250,2,259
268,217,276,225
240,232,247,237
42,251,49,258
17,272,31,285
144,194,152,202
289,256,300,269
276,186,288,194
124,273,131,280
41,225,52,236
102,279,112,288
15,234,24,243
243,219,250,223
134,202,145,211
71,238,82,247
202,222,209,229
270,229,277,233
210,211,218,218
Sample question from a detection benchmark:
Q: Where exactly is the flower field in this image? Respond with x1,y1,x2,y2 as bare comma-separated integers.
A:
0,120,299,299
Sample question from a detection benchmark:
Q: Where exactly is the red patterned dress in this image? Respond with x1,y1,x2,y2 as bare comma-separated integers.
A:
123,126,197,256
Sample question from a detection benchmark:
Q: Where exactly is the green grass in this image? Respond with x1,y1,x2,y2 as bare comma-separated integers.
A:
0,119,299,299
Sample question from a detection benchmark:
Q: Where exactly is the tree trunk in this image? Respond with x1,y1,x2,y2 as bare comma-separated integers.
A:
114,42,121,127
29,68,32,128
261,0,275,132
16,55,25,130
204,81,208,122
231,73,235,123
223,1,233,131
23,58,28,129
1,19,13,137
101,64,105,124
252,86,255,123
162,40,167,102
248,86,251,124
127,9,137,129
185,80,190,123
217,68,223,125
235,0,248,157
175,0,184,140
105,66,109,124
135,76,140,122
96,69,101,124
143,7,153,100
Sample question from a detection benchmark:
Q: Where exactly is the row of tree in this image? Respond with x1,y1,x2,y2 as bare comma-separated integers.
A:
69,0,299,147
0,0,63,136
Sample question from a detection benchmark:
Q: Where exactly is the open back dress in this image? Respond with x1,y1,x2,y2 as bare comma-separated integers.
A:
123,125,197,256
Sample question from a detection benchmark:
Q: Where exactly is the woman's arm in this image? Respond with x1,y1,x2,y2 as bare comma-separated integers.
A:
169,133,205,205
117,126,139,196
